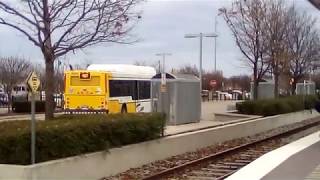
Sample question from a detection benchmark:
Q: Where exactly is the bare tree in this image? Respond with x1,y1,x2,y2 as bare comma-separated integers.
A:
133,60,161,73
0,57,31,112
202,71,225,90
227,75,251,91
68,59,92,70
133,60,148,66
175,64,199,77
0,0,141,119
286,6,320,94
264,0,288,98
220,0,270,100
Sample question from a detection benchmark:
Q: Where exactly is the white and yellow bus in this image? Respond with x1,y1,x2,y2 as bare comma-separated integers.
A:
64,64,156,113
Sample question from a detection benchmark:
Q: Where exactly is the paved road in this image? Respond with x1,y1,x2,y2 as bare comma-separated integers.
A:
0,101,241,122
0,108,8,114
201,100,241,120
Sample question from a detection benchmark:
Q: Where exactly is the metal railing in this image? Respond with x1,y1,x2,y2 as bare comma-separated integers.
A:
40,92,64,108
0,93,64,110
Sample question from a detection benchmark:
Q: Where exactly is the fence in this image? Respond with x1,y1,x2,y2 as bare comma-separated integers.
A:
202,90,246,101
40,92,64,108
0,93,64,110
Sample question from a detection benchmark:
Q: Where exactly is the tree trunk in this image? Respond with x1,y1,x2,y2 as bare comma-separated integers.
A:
274,72,279,98
291,81,296,95
44,56,55,120
253,80,259,100
43,0,55,120
253,65,258,100
7,92,11,113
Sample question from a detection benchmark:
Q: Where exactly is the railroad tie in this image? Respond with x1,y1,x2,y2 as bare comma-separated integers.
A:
187,176,217,180
234,159,252,163
222,162,246,166
201,168,233,173
208,164,238,169
191,170,226,177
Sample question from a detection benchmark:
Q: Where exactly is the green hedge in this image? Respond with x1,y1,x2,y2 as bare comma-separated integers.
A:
236,95,318,116
0,113,165,165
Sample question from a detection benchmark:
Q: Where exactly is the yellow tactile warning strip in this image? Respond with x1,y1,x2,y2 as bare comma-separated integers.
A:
305,164,320,180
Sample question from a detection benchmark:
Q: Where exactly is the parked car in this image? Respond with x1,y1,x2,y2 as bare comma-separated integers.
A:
0,93,8,105
11,84,28,102
201,90,209,97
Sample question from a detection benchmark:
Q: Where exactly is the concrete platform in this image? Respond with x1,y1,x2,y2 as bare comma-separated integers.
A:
226,131,320,180
305,164,320,180
165,113,258,136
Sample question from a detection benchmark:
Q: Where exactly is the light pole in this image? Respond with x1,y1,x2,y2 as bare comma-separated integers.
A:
155,53,171,114
214,16,218,72
185,33,217,91
156,53,172,73
214,11,224,72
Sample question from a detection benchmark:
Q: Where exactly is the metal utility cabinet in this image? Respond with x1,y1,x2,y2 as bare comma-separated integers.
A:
250,81,275,100
296,81,316,95
151,73,201,125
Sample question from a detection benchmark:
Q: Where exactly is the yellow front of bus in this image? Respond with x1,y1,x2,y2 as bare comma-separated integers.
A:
64,71,108,112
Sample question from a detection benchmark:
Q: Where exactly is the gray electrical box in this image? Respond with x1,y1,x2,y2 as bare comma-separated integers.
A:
296,81,316,95
151,73,201,125
250,81,275,100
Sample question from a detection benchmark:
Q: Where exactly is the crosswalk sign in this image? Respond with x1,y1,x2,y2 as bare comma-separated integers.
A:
26,72,40,93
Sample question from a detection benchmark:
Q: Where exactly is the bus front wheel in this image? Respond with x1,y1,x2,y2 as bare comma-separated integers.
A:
121,104,127,113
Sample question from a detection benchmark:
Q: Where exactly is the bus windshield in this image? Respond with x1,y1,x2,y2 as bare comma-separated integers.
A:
65,71,106,96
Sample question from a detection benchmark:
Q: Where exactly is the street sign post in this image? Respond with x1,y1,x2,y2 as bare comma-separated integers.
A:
160,73,167,93
160,73,167,114
26,71,40,164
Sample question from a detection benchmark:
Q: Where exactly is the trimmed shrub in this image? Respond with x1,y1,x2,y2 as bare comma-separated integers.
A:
236,95,318,116
0,113,166,165
304,95,318,110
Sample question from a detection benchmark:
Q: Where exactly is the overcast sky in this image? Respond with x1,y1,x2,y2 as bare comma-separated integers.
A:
0,0,318,77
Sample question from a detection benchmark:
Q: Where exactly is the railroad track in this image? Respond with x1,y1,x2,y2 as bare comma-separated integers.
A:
141,119,320,180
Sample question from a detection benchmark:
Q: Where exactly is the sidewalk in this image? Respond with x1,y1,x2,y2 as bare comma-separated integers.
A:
0,108,8,114
165,101,258,136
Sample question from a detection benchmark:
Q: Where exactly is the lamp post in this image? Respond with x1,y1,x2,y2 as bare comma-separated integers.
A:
185,33,217,91
214,16,218,72
214,9,225,72
156,53,172,73
155,53,171,114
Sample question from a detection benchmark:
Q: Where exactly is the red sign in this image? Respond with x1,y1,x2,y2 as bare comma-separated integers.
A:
80,72,91,79
210,80,217,87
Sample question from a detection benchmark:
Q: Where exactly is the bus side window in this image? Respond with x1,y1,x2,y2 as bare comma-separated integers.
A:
138,81,150,99
109,80,137,100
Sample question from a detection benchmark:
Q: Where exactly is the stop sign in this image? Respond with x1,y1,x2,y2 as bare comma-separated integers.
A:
210,80,217,87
